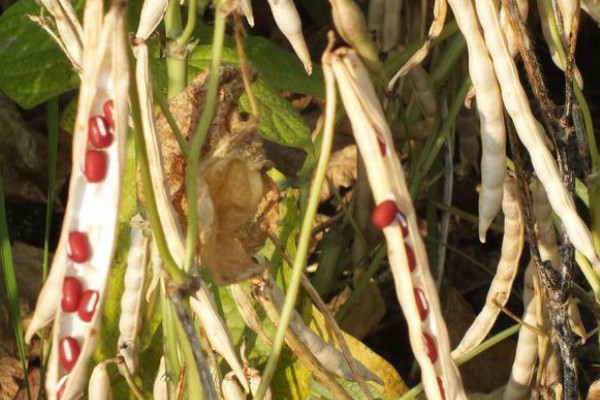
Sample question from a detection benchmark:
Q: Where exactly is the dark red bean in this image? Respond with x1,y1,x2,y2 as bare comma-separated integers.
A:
372,200,399,229
405,243,417,272
414,288,429,320
56,374,69,400
84,150,108,183
67,231,91,263
59,337,80,372
437,377,446,400
88,116,114,148
423,332,438,363
78,290,99,322
61,277,83,312
377,136,386,156
103,99,114,128
396,210,409,237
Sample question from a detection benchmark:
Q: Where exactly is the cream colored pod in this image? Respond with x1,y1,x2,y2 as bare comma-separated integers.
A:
117,217,150,375
135,0,169,41
25,0,129,399
328,47,466,400
89,363,112,400
266,0,312,74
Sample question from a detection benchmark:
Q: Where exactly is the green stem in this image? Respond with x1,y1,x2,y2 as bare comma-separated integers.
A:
253,59,338,400
152,80,189,155
176,0,197,47
0,165,32,400
165,0,186,97
172,302,205,400
183,9,226,272
335,245,386,321
129,52,187,284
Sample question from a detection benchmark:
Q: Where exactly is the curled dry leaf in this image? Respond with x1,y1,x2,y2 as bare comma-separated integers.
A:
155,67,279,285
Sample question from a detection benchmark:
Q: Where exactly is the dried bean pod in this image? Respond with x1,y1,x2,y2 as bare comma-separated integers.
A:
499,0,528,56
88,362,112,400
222,372,246,400
135,0,168,41
265,0,312,74
266,276,380,383
190,286,249,392
445,0,507,243
382,0,401,52
239,0,255,26
536,0,584,87
474,0,600,272
452,176,524,358
328,47,465,400
153,357,168,400
503,263,539,400
29,0,130,398
246,365,273,400
117,216,150,375
531,179,586,341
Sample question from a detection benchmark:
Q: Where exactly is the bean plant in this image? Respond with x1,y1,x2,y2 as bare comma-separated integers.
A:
0,0,599,399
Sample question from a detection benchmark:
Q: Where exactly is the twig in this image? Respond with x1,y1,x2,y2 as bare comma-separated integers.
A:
233,12,259,119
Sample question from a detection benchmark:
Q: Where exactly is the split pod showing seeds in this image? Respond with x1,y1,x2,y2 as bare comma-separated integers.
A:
327,46,466,400
25,0,130,397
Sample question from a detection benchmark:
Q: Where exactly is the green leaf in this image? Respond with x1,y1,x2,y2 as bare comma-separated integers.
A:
245,36,323,98
240,78,314,155
0,0,79,108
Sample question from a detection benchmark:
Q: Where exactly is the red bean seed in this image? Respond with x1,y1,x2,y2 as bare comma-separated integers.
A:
67,231,91,263
405,243,416,272
59,337,80,372
396,210,409,237
437,377,446,400
78,290,99,322
61,277,83,312
372,200,399,229
103,100,114,128
56,374,69,400
423,332,438,363
84,150,108,183
414,288,429,320
88,116,114,148
377,136,386,156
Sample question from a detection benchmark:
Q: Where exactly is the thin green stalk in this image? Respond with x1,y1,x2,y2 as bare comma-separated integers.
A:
165,0,185,97
0,166,32,400
183,9,226,273
335,244,386,321
119,359,146,400
161,284,181,398
175,0,197,47
253,58,339,400
398,324,521,400
425,236,496,277
38,96,59,400
129,52,187,284
152,80,189,155
411,78,470,198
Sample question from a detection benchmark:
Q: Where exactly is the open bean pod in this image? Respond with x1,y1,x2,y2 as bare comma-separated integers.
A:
327,47,466,400
25,1,129,398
